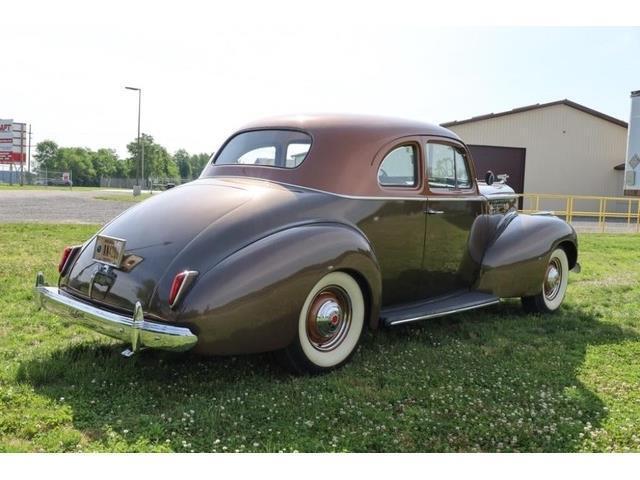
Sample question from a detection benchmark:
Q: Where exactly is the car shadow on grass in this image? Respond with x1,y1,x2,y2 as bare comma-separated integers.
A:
16,301,638,452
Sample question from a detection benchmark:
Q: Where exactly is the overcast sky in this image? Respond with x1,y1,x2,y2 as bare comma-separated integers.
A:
3,2,639,158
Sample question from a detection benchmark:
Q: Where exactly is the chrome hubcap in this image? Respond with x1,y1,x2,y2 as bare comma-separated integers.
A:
306,286,352,352
316,300,343,336
544,258,562,300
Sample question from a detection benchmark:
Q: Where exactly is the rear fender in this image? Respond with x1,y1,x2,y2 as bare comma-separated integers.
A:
177,223,381,355
475,213,577,298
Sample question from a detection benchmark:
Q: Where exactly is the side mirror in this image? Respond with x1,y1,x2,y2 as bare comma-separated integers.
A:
485,170,495,186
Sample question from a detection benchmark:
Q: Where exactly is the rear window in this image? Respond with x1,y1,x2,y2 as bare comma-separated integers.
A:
212,130,312,169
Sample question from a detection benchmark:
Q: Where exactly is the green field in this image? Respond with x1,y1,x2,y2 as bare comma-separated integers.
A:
0,224,639,452
93,193,153,203
0,185,103,191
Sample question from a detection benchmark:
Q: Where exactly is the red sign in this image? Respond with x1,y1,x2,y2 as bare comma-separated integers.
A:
0,119,26,164
0,152,26,164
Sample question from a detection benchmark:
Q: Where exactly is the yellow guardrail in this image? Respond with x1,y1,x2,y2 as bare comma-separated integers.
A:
517,193,640,233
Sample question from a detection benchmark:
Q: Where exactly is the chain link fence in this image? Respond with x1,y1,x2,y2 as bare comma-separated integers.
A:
0,167,72,187
99,177,194,190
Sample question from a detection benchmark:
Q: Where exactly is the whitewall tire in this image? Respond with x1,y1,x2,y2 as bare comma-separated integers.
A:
282,271,365,373
522,248,569,314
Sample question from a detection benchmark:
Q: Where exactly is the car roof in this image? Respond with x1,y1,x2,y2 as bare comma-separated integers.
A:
205,114,463,196
239,113,460,141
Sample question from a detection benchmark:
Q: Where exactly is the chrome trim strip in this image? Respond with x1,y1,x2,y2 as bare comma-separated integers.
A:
388,299,500,326
530,211,556,216
87,269,97,299
203,175,487,202
483,194,519,201
35,272,197,353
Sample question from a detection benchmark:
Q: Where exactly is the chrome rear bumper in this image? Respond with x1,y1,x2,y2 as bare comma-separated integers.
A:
34,272,197,354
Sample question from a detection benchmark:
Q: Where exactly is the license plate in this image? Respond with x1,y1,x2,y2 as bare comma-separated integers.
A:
93,235,126,267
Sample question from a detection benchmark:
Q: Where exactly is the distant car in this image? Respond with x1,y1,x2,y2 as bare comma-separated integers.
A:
35,114,579,373
46,178,72,187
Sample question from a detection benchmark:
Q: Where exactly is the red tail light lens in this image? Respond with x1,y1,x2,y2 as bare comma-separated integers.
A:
169,272,187,306
58,246,74,273
169,270,198,308
58,245,82,275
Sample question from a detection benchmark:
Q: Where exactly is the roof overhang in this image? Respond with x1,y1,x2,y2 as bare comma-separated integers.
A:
442,99,628,129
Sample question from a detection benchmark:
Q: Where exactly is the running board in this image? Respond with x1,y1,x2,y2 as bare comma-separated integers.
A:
381,291,500,327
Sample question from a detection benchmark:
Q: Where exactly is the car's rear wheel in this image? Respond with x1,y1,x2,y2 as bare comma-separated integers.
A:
281,271,365,374
521,247,569,314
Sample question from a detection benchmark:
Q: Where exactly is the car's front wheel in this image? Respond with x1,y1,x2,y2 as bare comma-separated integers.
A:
281,271,365,374
521,247,569,314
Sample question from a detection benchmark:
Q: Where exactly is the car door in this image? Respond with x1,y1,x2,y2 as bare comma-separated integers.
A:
361,140,428,306
422,138,484,298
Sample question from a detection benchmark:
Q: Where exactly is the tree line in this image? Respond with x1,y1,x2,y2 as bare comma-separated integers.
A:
33,134,211,186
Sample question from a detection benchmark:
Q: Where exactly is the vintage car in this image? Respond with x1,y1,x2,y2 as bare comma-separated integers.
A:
35,114,579,373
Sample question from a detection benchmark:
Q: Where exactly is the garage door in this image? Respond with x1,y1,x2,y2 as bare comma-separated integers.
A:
467,145,526,195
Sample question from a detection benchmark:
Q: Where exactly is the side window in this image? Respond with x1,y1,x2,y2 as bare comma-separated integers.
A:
426,143,472,190
454,149,471,188
426,144,456,188
378,145,417,187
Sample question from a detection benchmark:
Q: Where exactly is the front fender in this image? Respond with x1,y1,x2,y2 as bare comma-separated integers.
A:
177,223,381,355
475,213,577,298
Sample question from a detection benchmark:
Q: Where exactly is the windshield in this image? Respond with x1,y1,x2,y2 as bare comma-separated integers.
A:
207,129,312,170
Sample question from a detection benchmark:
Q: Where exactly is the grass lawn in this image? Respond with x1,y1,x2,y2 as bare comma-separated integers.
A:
93,193,153,203
0,224,639,452
0,185,103,192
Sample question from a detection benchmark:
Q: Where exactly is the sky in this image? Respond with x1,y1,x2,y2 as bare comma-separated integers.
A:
2,1,640,159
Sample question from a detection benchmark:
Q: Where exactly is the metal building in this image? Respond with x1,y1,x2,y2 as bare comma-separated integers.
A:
441,100,628,197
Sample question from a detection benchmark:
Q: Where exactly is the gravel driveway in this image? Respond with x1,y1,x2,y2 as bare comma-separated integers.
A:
1,188,635,233
0,189,138,224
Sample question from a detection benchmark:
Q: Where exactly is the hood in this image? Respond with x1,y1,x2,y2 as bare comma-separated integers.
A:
478,181,517,200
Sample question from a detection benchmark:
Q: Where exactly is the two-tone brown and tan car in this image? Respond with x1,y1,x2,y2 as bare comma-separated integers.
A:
35,114,579,373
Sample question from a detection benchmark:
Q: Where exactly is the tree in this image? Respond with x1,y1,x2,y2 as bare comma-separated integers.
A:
59,147,96,186
91,148,121,180
33,140,60,171
189,152,211,178
174,149,192,180
127,133,179,181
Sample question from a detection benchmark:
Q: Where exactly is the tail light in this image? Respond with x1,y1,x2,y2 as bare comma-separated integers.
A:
58,245,82,274
169,270,199,309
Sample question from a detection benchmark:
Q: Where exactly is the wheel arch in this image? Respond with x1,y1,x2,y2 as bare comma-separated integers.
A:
339,267,378,331
476,213,578,298
177,222,381,355
557,239,578,270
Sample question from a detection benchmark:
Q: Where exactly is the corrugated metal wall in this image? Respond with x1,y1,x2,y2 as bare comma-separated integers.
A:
447,104,627,197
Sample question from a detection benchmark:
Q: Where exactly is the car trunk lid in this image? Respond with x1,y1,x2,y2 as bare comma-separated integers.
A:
62,181,251,313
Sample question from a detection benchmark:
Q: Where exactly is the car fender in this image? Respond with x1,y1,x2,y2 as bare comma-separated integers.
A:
475,212,578,298
177,223,381,355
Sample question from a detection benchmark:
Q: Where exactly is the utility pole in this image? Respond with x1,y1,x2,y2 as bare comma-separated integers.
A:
27,124,32,181
19,124,25,186
125,86,143,195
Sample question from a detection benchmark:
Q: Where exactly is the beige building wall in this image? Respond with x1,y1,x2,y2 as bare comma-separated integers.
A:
447,104,627,197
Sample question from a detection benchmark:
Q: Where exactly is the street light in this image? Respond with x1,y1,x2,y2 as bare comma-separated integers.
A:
125,86,143,195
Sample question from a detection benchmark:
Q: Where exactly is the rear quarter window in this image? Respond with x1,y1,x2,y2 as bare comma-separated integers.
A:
378,145,418,187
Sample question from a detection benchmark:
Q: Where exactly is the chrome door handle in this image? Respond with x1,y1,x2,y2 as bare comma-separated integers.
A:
425,208,444,215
